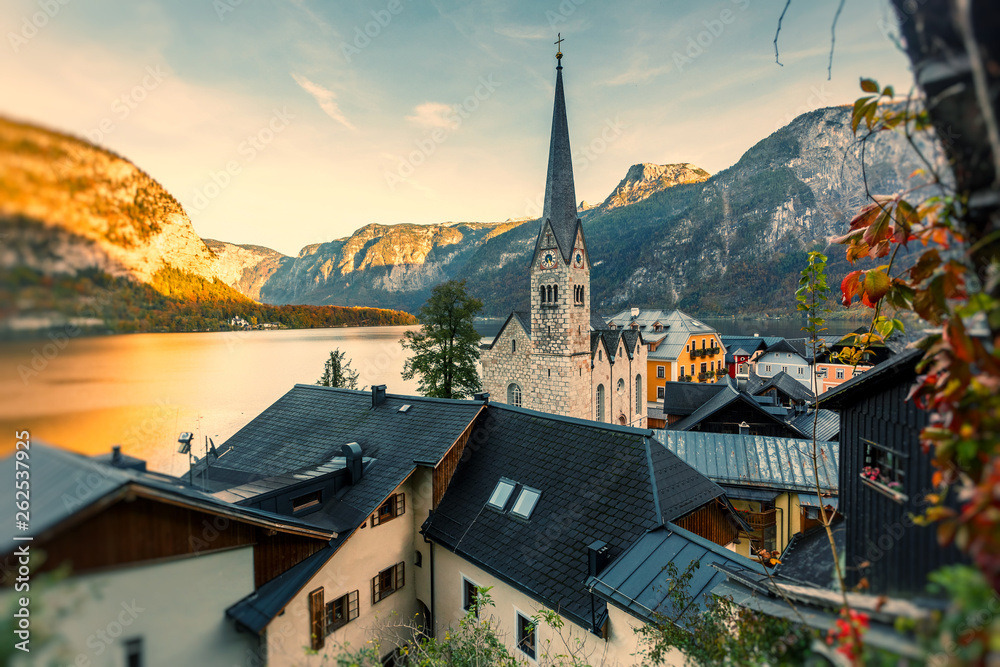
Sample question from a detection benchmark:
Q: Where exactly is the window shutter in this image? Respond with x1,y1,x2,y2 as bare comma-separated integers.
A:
309,588,325,650
371,510,380,527
371,573,380,604
396,493,405,517
395,562,405,589
348,590,359,621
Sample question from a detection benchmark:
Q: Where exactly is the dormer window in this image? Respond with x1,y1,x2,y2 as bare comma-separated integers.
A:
371,493,405,526
292,490,321,512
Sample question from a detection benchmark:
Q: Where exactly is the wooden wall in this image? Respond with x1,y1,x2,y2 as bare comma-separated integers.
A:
674,500,738,547
433,424,474,508
840,374,968,597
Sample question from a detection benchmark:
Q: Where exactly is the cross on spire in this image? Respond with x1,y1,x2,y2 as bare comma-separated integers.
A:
555,33,564,61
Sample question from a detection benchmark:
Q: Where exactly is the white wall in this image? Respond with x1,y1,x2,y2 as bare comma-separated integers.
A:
6,547,258,667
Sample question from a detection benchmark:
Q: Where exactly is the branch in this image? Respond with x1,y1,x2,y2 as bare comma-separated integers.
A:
828,0,846,80
773,0,792,66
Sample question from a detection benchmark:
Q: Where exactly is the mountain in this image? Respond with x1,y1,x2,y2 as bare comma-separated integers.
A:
0,118,416,334
0,117,219,283
600,162,710,210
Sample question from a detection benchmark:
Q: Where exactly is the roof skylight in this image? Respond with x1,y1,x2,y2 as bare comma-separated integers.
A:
487,479,515,510
510,486,542,520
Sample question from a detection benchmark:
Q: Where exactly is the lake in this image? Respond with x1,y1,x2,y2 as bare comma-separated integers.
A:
0,316,866,474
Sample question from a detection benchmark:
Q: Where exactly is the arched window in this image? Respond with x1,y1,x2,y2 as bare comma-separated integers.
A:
580,286,584,302
507,383,522,408
636,375,642,412
546,285,552,302
617,378,625,394
512,339,516,353
553,285,558,302
596,384,605,422
540,286,546,303
619,415,627,425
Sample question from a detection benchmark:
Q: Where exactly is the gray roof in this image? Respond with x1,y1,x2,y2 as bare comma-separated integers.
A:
668,383,794,433
819,348,923,409
586,523,765,627
652,430,839,494
660,381,728,416
788,409,840,442
483,311,531,350
591,328,643,363
0,444,333,558
749,370,815,404
775,520,845,589
534,63,580,264
423,403,726,631
606,309,721,362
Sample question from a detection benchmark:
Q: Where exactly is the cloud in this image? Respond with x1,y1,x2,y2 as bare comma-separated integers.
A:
601,57,673,87
405,102,454,129
291,73,356,131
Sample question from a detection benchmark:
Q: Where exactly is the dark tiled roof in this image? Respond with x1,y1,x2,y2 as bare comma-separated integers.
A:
204,385,482,523
590,313,609,331
423,404,725,630
660,382,728,416
586,523,765,626
751,371,815,404
513,311,532,338
535,65,580,264
819,348,923,409
775,520,845,589
653,430,839,494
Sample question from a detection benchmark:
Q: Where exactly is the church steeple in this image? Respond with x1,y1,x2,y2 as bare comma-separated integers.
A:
538,41,579,264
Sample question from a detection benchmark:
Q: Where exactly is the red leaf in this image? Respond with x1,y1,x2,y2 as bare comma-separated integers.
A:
841,271,863,307
862,268,891,306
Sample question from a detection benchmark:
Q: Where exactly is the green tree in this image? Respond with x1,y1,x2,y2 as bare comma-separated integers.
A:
401,280,483,399
316,348,360,389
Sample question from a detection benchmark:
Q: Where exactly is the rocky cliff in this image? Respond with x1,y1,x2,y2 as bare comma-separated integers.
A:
203,239,287,301
600,162,710,210
0,117,220,284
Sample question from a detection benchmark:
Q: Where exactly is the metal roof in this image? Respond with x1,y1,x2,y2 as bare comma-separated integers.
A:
605,309,721,362
788,409,841,442
652,430,839,494
660,382,728,417
749,370,815,404
719,484,781,502
585,523,766,627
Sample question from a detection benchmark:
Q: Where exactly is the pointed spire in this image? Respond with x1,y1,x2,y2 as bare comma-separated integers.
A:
539,44,579,263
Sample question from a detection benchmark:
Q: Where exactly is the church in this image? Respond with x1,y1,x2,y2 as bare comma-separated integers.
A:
480,49,647,428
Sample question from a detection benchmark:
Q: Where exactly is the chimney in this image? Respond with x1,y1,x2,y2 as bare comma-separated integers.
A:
630,307,640,318
587,540,611,632
473,392,490,403
343,442,363,485
111,445,122,464
371,384,387,408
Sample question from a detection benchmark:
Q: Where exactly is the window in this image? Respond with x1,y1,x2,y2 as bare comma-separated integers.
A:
512,339,516,353
511,486,541,520
636,375,642,413
765,364,771,373
700,363,707,374
598,349,602,361
781,365,788,374
553,285,558,302
507,383,522,407
292,490,321,512
517,612,537,659
487,478,515,510
325,591,360,633
463,577,480,616
710,361,714,371
797,367,804,376
124,638,143,667
657,386,665,399
678,366,684,377
415,550,423,567
617,378,625,394
657,365,665,378
596,384,605,421
539,285,546,303
836,369,845,379
701,339,706,349
862,439,907,500
737,363,748,375
372,562,405,604
690,365,694,376
371,493,405,526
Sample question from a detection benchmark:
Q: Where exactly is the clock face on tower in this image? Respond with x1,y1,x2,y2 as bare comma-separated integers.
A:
573,249,585,269
541,251,557,270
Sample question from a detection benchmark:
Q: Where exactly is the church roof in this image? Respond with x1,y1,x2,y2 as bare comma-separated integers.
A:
481,311,532,350
533,62,580,264
591,329,642,363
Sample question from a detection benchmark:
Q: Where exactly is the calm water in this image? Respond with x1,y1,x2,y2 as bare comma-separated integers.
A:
0,326,423,475
0,317,862,474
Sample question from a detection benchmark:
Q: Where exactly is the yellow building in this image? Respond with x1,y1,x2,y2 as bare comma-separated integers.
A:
605,309,727,403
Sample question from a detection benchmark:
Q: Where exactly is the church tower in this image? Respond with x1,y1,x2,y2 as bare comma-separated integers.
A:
529,47,591,360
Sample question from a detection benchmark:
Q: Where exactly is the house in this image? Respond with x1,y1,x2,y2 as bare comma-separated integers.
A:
653,430,839,558
605,309,727,403
820,348,968,597
720,335,781,382
753,338,812,388
657,380,729,427
666,379,806,438
0,444,335,667
422,399,758,666
744,369,815,408
193,384,484,666
480,50,646,428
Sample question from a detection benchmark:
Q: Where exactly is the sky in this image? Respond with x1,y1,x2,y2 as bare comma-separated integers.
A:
2,0,915,256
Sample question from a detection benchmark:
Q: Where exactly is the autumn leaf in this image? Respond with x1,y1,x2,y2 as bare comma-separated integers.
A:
860,78,879,93
841,271,864,306
862,268,890,307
